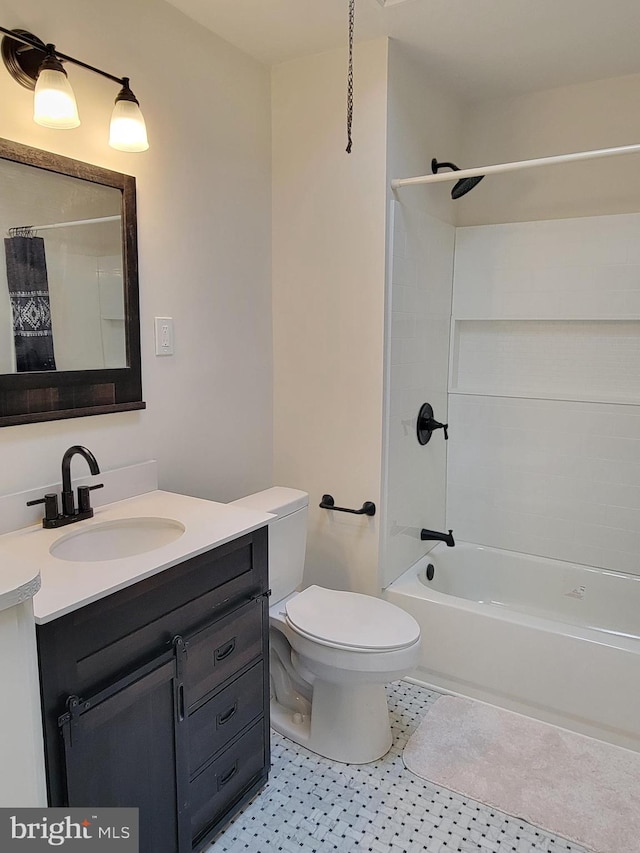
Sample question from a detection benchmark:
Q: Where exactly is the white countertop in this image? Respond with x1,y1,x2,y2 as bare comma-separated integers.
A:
0,490,273,624
0,560,40,615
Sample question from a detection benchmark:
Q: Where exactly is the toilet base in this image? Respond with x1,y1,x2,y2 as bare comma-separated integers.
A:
271,680,393,764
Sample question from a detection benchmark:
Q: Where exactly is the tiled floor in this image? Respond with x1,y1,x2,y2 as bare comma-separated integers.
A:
210,681,589,853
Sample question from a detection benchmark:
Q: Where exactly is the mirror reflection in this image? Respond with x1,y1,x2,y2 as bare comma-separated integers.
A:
0,158,126,374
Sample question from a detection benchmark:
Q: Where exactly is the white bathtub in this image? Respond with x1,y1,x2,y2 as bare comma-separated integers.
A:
385,541,640,751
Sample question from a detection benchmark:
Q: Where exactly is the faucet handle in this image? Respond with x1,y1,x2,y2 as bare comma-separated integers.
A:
77,483,104,514
26,493,59,524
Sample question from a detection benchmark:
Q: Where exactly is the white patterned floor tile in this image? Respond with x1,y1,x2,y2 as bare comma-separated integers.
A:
208,682,589,853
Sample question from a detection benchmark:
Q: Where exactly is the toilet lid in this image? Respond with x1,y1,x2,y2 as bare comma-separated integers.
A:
285,585,420,651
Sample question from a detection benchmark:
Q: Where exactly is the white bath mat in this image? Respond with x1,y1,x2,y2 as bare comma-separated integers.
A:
403,695,640,853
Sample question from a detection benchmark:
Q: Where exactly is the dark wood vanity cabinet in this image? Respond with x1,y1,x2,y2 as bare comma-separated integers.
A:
36,527,270,853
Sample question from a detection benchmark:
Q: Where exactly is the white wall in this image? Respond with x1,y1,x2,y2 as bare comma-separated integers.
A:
0,0,272,502
386,40,462,226
272,39,388,595
448,214,640,575
381,43,462,586
457,72,640,226
271,40,466,595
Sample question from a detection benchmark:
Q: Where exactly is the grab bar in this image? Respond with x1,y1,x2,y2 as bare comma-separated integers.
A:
319,494,376,517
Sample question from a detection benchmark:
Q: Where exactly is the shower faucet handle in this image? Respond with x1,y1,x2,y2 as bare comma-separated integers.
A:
417,402,448,445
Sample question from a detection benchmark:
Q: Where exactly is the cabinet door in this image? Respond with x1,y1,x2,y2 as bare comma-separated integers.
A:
59,655,187,853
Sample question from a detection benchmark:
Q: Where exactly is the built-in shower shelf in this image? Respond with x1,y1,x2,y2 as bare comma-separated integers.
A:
449,318,640,405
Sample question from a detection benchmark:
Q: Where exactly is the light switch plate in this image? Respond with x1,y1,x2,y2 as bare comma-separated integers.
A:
154,317,174,356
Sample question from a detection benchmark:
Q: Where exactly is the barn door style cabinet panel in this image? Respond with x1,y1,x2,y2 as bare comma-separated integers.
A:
37,527,270,853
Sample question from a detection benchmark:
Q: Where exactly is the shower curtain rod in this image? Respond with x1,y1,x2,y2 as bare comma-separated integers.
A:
390,142,640,190
14,215,121,233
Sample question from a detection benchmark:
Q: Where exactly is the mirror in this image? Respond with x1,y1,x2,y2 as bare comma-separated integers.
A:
0,138,144,426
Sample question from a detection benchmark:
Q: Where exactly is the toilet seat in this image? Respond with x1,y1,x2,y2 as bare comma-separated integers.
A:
284,585,420,652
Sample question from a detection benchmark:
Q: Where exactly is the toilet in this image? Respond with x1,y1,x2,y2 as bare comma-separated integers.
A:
231,487,421,764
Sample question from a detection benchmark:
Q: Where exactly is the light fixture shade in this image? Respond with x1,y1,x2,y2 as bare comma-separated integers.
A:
109,98,149,152
33,66,80,129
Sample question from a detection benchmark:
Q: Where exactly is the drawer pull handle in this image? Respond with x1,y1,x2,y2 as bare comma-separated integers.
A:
218,761,238,790
214,638,236,663
217,702,238,727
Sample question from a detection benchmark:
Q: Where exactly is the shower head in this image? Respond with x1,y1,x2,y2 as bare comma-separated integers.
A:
431,158,484,199
451,174,484,199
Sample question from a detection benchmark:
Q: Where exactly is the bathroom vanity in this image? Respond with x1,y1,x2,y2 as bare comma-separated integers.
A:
1,487,272,853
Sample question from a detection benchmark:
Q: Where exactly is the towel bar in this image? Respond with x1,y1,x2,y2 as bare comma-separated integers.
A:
319,494,376,516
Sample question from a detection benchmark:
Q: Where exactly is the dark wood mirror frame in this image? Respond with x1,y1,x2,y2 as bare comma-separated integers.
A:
0,138,145,427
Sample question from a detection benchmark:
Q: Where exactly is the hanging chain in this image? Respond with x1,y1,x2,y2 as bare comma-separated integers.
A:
346,0,355,153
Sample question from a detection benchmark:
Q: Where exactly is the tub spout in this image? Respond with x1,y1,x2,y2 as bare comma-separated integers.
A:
421,528,455,547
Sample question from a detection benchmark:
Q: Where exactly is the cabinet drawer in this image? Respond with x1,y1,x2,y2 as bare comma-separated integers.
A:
190,719,265,842
185,599,263,707
188,660,264,776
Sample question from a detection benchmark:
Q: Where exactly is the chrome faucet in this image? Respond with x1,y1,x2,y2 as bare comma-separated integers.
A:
420,528,455,547
27,445,103,529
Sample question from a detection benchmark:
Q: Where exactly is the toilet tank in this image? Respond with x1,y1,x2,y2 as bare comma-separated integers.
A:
230,487,309,604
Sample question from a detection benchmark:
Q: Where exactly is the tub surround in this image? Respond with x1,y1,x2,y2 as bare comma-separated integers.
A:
448,214,640,578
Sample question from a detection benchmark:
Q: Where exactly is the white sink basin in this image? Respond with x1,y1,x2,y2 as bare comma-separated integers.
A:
0,489,274,623
50,517,186,562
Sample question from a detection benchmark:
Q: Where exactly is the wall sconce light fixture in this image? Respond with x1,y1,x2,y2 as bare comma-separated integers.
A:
0,26,149,152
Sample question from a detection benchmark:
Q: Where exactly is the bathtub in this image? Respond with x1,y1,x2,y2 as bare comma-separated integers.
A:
384,541,640,752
